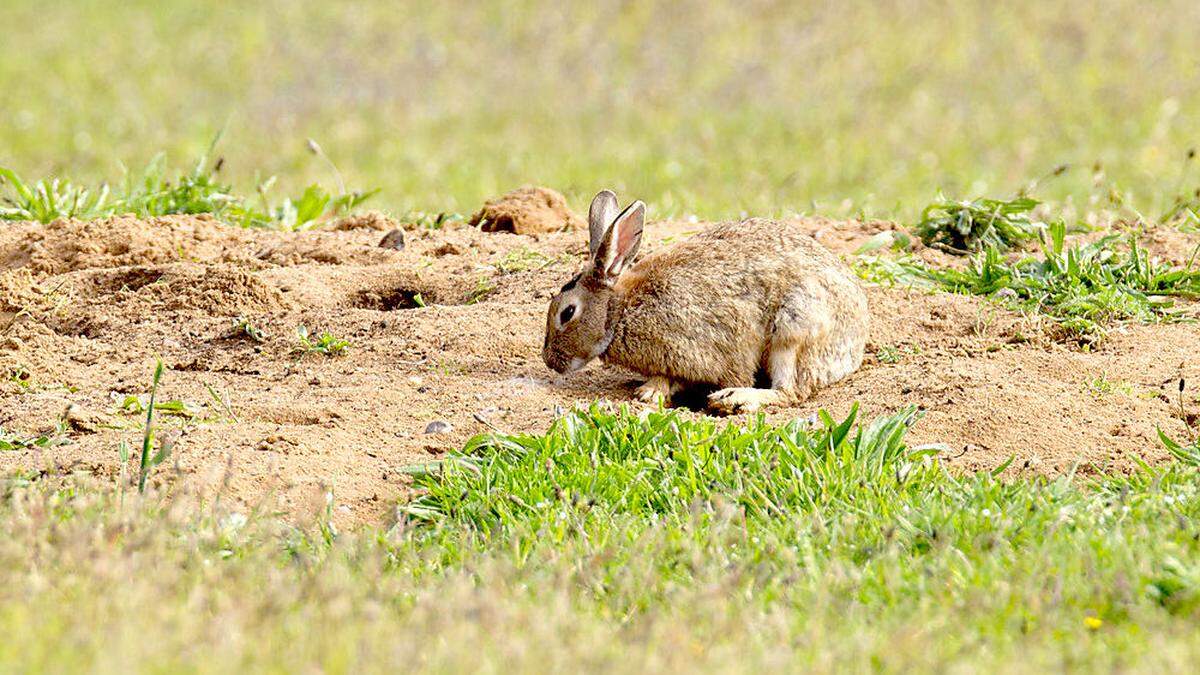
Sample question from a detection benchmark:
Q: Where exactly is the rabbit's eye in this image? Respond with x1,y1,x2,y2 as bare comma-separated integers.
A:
559,304,577,325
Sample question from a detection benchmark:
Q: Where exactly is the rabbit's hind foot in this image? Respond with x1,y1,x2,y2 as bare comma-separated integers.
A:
707,387,783,414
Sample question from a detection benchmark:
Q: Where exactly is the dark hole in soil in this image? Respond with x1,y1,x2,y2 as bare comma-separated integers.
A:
107,268,165,292
670,384,719,413
483,215,515,232
665,371,769,413
354,287,429,311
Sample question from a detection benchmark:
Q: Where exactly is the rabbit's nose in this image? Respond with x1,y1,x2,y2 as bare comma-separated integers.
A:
542,345,561,372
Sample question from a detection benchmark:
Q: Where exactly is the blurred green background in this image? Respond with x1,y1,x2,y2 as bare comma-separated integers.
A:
2,0,1198,220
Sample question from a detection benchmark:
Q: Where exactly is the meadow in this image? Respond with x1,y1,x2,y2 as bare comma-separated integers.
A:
5,406,1200,671
3,0,1200,672
3,0,1200,221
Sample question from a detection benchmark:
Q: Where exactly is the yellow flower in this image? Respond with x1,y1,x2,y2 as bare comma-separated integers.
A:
1084,616,1103,631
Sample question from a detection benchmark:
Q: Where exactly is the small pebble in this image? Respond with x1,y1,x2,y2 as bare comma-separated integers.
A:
378,229,406,250
424,420,453,435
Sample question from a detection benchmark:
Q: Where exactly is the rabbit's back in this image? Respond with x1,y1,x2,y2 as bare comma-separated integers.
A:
604,219,867,388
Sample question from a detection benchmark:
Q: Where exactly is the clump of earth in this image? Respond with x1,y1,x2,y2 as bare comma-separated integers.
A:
468,185,585,234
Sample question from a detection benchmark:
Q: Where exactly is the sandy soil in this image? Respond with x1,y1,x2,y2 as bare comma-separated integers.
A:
0,206,1196,527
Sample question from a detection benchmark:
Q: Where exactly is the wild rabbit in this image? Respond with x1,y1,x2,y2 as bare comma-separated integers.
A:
542,190,869,413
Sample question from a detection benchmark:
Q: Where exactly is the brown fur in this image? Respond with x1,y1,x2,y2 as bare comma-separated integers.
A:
543,193,869,412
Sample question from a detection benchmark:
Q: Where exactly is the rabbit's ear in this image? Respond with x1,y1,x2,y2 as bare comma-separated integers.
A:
593,200,645,282
588,190,619,256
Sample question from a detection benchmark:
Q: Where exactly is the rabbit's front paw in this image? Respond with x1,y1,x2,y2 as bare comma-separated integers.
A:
708,387,781,414
635,376,677,404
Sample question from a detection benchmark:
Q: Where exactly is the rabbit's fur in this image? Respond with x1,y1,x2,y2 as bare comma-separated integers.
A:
543,190,869,413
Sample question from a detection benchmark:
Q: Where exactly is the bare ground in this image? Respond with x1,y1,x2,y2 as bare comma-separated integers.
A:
0,209,1196,527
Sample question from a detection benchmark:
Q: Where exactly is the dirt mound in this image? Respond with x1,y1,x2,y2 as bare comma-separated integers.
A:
0,269,54,314
468,186,585,234
332,211,400,232
77,264,289,314
0,213,1196,529
249,233,401,268
0,215,260,274
0,214,412,276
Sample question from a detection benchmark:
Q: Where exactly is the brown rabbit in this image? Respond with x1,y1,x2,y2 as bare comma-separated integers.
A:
542,190,869,413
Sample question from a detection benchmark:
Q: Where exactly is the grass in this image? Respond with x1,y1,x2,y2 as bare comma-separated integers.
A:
0,419,70,452
5,364,33,391
135,360,170,493
400,403,936,527
875,344,921,365
1086,373,1136,399
230,316,267,343
295,326,350,357
0,167,111,223
1159,428,1200,465
465,277,498,304
405,211,466,230
913,195,1050,252
494,248,571,274
117,395,199,418
3,1,1200,222
1,135,376,229
861,221,1200,343
3,405,1200,671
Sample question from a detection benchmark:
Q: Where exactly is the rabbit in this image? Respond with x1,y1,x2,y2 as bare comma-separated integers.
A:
542,190,869,413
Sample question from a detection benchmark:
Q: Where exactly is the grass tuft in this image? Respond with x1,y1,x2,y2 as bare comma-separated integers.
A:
136,360,171,493
296,326,350,357
230,316,267,343
1,137,377,229
861,221,1200,343
1159,428,1200,466
913,195,1049,253
0,168,110,223
400,403,937,530
0,419,70,452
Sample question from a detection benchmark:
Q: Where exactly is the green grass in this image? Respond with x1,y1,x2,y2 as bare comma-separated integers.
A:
1086,373,1136,399
861,221,1200,343
1159,428,1200,465
913,195,1050,252
494,248,571,275
3,1,1200,221
0,420,70,452
0,167,112,223
465,277,498,305
135,360,170,493
230,316,267,343
1,139,376,229
3,405,1200,671
876,344,920,365
401,403,934,528
295,326,351,357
